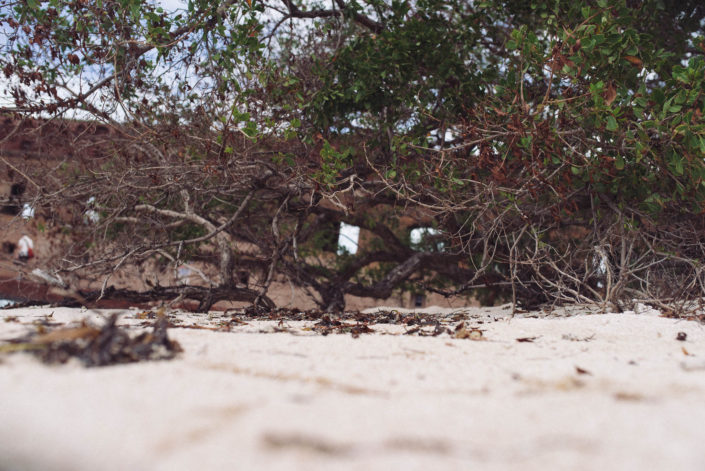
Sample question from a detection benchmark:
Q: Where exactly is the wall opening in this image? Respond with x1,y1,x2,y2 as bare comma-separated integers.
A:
84,196,100,224
410,227,444,252
337,222,360,255
20,203,34,219
414,293,426,308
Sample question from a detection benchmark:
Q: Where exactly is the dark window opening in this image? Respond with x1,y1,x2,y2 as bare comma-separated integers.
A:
1,204,20,215
10,182,26,196
414,293,425,308
237,270,250,286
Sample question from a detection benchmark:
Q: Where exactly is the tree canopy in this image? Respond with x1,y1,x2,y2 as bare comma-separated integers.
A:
1,0,704,312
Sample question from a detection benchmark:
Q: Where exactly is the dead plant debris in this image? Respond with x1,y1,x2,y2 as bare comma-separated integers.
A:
313,315,374,338
0,313,182,367
262,432,350,456
614,391,644,401
232,308,470,325
224,308,472,338
561,333,596,342
453,323,484,340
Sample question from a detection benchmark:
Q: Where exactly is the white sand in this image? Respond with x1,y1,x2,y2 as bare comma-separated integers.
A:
1,305,705,470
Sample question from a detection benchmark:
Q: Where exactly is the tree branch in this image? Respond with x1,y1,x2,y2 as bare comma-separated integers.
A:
280,0,383,33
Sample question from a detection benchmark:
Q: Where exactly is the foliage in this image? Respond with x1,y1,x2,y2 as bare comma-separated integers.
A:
1,0,705,312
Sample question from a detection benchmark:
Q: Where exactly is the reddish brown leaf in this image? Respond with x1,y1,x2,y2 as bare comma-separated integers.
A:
623,55,643,67
604,83,617,106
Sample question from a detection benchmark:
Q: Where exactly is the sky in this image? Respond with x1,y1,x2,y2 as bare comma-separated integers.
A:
157,0,186,12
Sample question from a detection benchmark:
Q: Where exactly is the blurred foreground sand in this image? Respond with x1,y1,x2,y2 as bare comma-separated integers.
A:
1,304,704,471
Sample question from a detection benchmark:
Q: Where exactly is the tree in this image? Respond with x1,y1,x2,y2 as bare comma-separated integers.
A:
1,0,704,312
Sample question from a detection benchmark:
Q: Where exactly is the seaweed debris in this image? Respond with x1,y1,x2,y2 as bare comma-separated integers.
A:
226,308,475,338
0,314,182,366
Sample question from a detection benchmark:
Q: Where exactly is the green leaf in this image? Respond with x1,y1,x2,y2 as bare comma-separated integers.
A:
615,155,625,170
673,124,689,135
606,116,618,132
243,121,258,138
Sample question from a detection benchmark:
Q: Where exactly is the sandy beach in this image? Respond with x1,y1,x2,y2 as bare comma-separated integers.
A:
1,304,704,470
